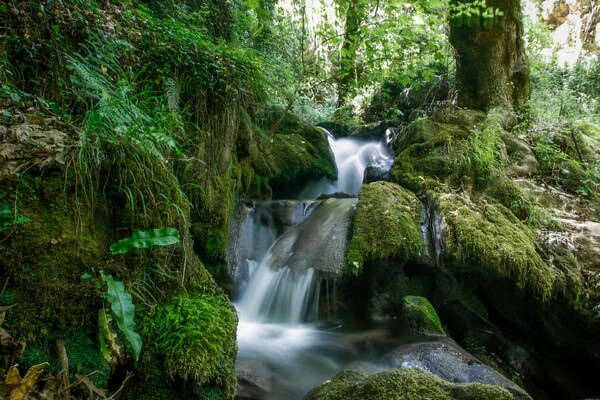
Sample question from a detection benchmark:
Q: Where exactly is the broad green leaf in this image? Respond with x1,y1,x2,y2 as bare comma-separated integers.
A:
101,272,142,361
110,228,180,255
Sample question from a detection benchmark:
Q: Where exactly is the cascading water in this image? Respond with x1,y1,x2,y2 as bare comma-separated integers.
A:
231,131,394,399
298,131,393,199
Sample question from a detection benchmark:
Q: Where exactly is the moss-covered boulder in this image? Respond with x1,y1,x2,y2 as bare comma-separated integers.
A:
401,296,446,337
268,130,336,186
383,339,531,399
432,193,555,300
136,292,238,400
303,368,523,400
391,116,506,194
347,181,423,274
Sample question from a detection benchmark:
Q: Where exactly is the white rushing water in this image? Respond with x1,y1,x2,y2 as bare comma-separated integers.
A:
298,131,393,199
232,131,393,399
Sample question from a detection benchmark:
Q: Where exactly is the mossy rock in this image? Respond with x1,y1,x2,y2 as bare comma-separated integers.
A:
430,108,486,128
140,292,237,398
401,296,446,337
269,132,336,183
303,368,519,400
433,193,555,301
394,118,470,154
347,181,423,274
392,113,511,195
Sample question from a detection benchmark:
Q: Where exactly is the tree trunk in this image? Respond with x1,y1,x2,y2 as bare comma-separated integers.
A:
337,0,367,107
449,0,530,111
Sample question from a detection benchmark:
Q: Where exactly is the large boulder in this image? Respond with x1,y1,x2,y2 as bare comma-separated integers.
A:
382,339,531,399
304,368,523,400
346,181,423,274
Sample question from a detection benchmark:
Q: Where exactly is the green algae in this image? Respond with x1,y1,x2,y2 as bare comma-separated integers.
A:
347,181,423,274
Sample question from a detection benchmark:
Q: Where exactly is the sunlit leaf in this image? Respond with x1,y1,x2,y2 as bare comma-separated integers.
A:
110,228,180,255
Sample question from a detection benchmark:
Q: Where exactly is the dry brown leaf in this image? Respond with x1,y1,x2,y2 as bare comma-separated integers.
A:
0,143,20,159
7,362,50,400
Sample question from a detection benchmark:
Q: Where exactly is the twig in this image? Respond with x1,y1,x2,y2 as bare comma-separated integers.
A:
0,278,9,298
57,341,71,400
105,371,134,400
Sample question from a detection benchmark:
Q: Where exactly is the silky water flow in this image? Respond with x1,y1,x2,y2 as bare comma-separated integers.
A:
231,130,394,399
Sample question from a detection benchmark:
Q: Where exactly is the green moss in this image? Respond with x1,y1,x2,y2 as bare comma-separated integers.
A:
392,115,508,194
304,368,516,400
0,173,109,342
435,193,554,300
347,182,423,273
142,292,237,398
267,130,336,187
401,296,446,337
391,119,469,193
485,178,533,222
20,333,111,394
64,332,112,390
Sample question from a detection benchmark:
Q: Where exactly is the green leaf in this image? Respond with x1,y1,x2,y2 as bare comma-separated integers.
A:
110,228,180,255
101,272,142,361
98,308,125,368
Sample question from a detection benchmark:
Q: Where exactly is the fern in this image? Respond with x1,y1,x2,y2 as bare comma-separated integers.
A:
165,78,181,113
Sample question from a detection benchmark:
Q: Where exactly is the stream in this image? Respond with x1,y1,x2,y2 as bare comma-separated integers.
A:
229,131,395,399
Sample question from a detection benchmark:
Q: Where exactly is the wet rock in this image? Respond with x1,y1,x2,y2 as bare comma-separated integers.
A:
267,198,357,275
316,192,355,200
382,338,531,399
363,159,393,183
236,359,273,399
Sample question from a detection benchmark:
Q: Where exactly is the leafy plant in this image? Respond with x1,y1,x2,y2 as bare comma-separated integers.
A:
449,0,504,28
0,203,30,233
100,271,142,362
110,228,180,255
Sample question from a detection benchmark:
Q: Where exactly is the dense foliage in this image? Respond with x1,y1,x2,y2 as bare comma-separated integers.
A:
1,0,599,398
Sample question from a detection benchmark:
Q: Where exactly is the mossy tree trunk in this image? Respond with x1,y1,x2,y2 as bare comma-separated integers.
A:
449,0,530,111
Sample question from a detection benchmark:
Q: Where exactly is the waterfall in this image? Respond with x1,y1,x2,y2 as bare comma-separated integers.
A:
230,130,393,399
298,131,393,199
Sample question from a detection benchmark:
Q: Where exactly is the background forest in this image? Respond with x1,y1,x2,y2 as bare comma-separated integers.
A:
1,0,599,399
